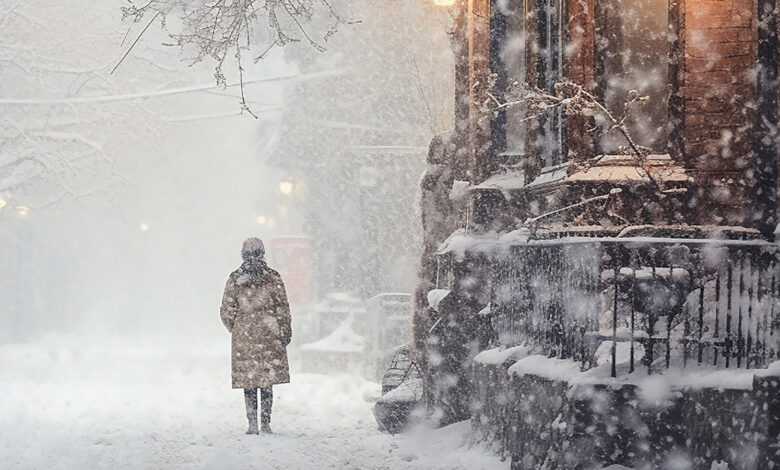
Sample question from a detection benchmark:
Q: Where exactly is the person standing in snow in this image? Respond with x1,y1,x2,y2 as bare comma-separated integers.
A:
220,238,292,434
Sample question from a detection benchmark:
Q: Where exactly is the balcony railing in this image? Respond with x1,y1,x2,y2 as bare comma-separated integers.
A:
492,236,779,376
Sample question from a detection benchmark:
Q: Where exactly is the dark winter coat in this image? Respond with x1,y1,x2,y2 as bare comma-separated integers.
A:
220,259,292,388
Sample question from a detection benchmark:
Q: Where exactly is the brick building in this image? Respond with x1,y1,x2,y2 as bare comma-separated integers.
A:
437,0,777,230
412,1,779,467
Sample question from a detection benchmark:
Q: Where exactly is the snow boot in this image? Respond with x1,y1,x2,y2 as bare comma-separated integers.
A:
260,387,273,434
244,388,259,435
260,420,273,434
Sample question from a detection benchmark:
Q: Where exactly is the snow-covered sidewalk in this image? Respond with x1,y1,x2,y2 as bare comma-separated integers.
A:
0,335,506,470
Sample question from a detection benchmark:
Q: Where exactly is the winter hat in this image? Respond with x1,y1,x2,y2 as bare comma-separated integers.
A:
241,237,265,260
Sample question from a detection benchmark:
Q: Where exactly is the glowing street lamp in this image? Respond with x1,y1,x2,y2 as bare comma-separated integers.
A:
16,205,29,217
257,215,267,225
433,0,456,5
0,197,6,210
139,223,150,232
278,179,294,196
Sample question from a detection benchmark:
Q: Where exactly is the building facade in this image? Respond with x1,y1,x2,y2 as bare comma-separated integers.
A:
414,1,779,468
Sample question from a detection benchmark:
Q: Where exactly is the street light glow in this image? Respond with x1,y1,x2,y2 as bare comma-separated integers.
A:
0,197,6,210
16,205,29,217
140,223,150,232
278,179,294,196
257,216,267,225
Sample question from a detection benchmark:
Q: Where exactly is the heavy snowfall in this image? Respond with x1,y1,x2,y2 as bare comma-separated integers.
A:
0,1,503,468
1,0,778,469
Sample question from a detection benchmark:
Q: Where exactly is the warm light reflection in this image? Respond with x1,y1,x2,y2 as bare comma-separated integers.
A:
140,223,150,232
16,205,29,217
433,0,456,5
0,197,6,210
267,218,277,228
257,216,267,225
278,179,294,196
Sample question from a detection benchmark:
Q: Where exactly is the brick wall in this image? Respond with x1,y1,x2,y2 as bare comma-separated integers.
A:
460,0,769,226
675,0,757,225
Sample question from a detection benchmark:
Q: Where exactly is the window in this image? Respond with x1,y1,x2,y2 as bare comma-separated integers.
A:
536,0,566,166
491,0,528,163
597,0,670,153
492,0,566,168
499,0,528,157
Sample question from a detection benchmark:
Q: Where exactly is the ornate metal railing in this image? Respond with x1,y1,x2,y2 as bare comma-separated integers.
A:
492,237,779,375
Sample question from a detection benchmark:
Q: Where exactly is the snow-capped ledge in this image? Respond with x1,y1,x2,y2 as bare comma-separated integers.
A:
427,289,451,312
436,228,530,258
508,355,582,383
473,345,530,365
500,354,779,404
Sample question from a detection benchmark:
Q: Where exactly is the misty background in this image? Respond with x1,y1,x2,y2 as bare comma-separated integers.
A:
0,0,454,343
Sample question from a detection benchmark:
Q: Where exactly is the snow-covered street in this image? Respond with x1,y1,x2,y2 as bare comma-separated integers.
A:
4,0,776,467
0,335,506,470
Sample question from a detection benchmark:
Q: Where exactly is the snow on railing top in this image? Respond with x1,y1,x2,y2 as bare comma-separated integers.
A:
491,236,779,377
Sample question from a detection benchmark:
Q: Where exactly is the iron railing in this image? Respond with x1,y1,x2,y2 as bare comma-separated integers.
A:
492,237,779,376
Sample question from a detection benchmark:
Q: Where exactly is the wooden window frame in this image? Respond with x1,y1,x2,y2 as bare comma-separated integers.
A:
536,0,569,167
593,0,678,156
489,0,527,170
490,0,568,172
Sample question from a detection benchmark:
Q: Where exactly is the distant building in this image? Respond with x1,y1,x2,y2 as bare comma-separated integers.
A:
266,1,453,301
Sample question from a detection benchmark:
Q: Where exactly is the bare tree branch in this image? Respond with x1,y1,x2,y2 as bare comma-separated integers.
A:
122,0,346,75
111,11,161,74
412,57,436,134
486,77,660,188
236,46,258,119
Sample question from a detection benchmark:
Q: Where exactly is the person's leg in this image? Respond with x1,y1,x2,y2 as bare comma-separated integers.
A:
260,386,273,433
244,388,259,434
